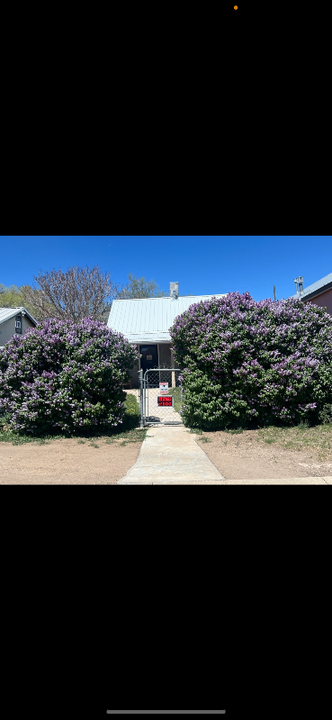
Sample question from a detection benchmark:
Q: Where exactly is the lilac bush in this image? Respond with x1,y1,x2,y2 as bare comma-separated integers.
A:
0,317,139,434
169,292,332,429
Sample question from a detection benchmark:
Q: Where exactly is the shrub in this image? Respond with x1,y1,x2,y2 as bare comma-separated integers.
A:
0,412,12,430
167,386,182,413
0,317,139,435
318,404,332,425
122,393,141,430
169,292,332,429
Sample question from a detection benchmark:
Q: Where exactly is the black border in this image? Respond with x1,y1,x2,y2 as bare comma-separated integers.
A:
2,488,329,720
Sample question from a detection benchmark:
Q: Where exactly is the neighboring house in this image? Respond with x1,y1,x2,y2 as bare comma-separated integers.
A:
292,273,332,314
107,282,227,387
0,307,37,348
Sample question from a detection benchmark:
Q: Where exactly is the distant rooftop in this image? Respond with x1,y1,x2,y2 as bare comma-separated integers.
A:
0,307,38,325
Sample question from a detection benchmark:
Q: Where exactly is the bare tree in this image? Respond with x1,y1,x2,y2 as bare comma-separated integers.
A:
21,266,119,322
19,285,55,321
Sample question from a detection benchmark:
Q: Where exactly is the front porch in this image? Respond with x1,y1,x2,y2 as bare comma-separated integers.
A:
127,342,177,388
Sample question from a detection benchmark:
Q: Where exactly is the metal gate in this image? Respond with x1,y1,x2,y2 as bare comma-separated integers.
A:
139,368,183,426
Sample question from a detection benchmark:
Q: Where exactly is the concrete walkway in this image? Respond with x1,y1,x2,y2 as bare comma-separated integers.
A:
117,426,332,484
118,426,225,483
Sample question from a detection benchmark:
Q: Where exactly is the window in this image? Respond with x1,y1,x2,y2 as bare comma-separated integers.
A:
15,316,22,333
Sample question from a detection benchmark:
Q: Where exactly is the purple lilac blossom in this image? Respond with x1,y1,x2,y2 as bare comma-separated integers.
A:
169,291,332,429
0,316,139,435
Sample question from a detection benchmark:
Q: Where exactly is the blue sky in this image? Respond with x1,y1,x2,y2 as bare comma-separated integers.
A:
1,236,331,301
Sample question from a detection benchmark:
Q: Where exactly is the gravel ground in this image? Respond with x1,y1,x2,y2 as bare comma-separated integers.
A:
196,427,332,479
3,416,332,484
0,436,144,484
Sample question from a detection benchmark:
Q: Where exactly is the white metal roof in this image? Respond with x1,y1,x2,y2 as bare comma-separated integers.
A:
107,294,227,343
292,272,332,300
0,307,38,326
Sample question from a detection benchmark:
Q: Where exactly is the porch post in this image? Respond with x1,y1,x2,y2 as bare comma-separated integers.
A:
157,343,161,385
171,347,176,388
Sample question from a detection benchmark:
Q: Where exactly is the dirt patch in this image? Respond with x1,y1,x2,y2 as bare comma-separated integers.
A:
0,435,144,484
196,427,332,480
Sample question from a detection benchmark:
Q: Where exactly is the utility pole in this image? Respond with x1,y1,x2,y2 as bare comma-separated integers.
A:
273,285,276,301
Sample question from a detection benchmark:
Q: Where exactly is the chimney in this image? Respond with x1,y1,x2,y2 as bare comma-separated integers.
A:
170,281,179,299
294,276,304,296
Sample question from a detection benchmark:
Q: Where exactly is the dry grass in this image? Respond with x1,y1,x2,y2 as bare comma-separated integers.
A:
255,423,332,461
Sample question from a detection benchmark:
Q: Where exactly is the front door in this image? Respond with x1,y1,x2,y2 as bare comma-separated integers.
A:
140,344,158,376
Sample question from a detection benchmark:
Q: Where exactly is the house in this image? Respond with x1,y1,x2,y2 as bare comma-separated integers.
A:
293,273,332,314
0,307,38,348
107,282,227,387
